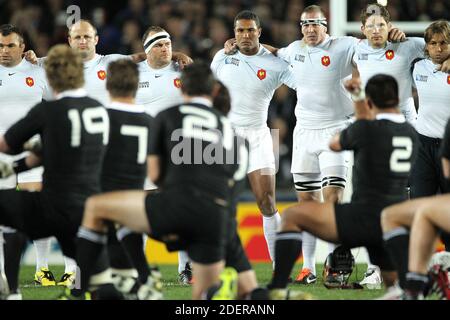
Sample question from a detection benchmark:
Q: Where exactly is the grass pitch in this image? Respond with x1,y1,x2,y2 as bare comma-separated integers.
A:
19,263,387,300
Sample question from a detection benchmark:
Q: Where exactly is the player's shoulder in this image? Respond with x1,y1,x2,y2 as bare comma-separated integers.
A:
259,47,290,69
102,53,129,64
331,36,360,47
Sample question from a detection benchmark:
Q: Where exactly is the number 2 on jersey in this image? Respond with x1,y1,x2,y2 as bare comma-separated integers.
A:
390,137,413,173
68,107,109,147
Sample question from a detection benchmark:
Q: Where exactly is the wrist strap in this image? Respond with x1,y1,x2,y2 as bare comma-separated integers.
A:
351,89,366,102
12,157,29,174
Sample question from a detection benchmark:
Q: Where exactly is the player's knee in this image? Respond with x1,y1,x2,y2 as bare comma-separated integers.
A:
256,192,276,216
281,207,302,230
381,207,395,232
85,196,106,219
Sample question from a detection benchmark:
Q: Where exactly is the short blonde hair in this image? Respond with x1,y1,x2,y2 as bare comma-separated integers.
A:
44,44,84,92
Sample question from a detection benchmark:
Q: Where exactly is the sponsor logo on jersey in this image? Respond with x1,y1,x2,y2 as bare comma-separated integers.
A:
8,72,16,76
358,53,368,61
257,69,266,80
295,54,305,62
448,75,450,85
174,78,182,88
0,80,2,86
139,81,150,88
385,50,395,60
415,74,428,82
25,77,34,87
155,74,162,78
321,56,331,67
97,70,106,80
225,57,240,66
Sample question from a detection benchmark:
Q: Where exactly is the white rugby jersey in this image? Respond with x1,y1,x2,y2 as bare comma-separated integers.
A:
353,38,425,124
38,54,128,106
413,58,450,138
0,59,51,135
135,60,183,117
278,36,358,129
211,46,296,128
0,59,50,184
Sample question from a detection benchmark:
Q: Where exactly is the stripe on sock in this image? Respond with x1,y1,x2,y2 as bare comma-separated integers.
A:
276,232,302,242
77,227,107,244
383,227,409,241
116,226,134,241
406,272,428,283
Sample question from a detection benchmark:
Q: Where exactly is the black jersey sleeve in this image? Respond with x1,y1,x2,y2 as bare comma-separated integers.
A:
339,120,369,151
4,102,45,154
441,120,450,160
148,112,165,156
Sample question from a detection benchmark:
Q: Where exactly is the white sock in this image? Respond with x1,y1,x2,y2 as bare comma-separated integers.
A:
63,256,77,274
178,251,190,273
301,232,316,275
34,238,51,271
328,242,337,254
263,212,281,264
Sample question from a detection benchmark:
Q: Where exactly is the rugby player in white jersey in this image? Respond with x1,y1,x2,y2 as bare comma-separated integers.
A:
224,5,406,286
211,10,297,270
354,3,450,288
26,20,193,287
0,24,56,298
380,20,450,300
354,3,450,126
135,25,191,285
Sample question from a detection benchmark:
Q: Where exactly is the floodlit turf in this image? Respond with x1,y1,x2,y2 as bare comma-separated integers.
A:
19,263,387,300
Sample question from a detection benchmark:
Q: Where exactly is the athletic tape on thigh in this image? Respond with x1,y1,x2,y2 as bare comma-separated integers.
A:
322,176,346,189
294,180,322,192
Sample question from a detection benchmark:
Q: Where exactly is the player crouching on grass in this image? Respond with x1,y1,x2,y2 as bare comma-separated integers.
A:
267,74,418,299
63,62,249,300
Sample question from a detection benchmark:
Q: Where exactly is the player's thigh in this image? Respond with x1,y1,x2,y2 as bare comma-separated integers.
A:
0,189,44,236
418,194,450,232
335,203,385,249
291,127,320,176
410,140,439,198
293,172,322,196
282,201,338,242
381,196,438,229
85,191,150,234
191,260,225,300
236,127,275,176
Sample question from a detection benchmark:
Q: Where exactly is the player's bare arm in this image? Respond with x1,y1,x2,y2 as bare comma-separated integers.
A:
442,158,450,179
148,155,160,185
172,51,193,69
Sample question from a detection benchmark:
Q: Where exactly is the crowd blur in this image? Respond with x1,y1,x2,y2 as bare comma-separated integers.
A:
0,0,445,188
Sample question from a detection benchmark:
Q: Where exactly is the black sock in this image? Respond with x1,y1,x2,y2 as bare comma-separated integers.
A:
405,272,428,295
4,231,27,292
107,226,134,270
268,231,302,289
384,227,409,288
74,227,107,295
117,228,149,284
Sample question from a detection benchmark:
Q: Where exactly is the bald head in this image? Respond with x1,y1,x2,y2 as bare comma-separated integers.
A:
68,20,98,61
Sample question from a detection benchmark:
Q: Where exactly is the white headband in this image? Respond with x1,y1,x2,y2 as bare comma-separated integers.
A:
300,18,328,28
144,31,171,54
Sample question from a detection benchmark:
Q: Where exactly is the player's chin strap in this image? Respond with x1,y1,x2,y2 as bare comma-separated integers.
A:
143,32,171,54
300,18,328,28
